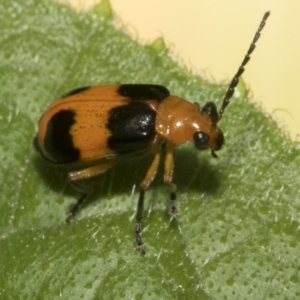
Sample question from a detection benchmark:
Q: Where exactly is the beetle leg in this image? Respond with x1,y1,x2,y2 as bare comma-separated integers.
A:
68,161,116,181
66,161,116,222
136,151,161,254
135,190,145,254
66,181,93,223
164,143,177,219
168,184,177,219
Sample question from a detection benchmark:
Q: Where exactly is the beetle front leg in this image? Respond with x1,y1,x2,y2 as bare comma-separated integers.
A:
164,143,177,219
168,183,178,219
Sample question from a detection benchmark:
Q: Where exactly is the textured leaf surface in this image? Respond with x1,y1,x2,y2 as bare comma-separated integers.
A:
1,1,300,299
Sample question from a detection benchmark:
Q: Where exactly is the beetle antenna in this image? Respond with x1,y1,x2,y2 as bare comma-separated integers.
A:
217,11,270,122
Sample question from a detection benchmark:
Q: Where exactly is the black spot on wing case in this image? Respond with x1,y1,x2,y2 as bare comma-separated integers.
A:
44,110,80,163
107,101,157,157
118,84,170,102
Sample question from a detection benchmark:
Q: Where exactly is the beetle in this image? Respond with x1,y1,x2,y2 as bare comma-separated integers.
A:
34,12,270,253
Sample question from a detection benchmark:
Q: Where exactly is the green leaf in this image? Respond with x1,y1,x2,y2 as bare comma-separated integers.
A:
1,0,300,299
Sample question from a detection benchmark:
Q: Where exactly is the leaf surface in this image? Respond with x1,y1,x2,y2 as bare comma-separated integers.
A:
0,1,299,299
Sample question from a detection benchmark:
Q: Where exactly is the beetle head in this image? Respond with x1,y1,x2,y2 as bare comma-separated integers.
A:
193,102,224,158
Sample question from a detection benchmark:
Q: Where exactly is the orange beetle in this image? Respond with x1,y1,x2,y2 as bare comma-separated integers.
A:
34,12,270,253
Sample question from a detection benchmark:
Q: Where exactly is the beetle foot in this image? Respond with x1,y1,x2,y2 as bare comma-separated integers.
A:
135,223,146,254
65,212,76,223
169,202,178,220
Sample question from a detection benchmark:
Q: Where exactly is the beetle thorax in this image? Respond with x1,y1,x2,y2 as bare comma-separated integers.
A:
155,95,214,146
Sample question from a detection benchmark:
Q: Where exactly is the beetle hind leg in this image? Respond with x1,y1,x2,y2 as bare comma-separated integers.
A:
66,181,93,223
66,161,116,222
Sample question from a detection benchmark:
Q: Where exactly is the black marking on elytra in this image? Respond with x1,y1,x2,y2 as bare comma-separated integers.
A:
107,101,157,156
44,110,80,163
60,86,90,99
118,84,170,102
33,135,56,163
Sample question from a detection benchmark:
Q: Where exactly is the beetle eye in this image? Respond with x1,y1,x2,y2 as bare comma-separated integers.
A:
194,131,209,150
